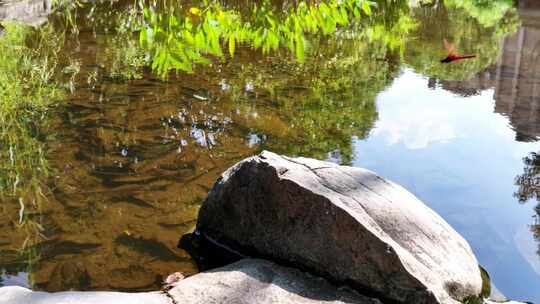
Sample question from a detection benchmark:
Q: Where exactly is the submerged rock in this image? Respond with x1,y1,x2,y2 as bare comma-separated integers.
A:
197,151,483,304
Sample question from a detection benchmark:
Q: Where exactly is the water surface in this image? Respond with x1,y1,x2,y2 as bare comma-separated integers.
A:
0,0,539,302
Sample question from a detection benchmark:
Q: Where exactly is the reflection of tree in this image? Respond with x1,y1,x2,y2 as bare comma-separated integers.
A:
138,0,374,76
514,152,540,256
216,2,413,163
105,0,414,164
0,21,75,290
0,23,61,199
444,0,515,28
515,152,540,203
46,0,521,164
405,0,519,81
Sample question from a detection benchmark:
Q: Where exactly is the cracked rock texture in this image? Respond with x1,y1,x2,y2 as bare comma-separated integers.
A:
197,151,483,304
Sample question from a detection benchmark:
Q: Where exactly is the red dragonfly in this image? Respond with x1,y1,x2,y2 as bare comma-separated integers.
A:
440,39,476,63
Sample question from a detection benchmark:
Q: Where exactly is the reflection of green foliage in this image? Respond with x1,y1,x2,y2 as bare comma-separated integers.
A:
272,36,399,163
139,0,373,76
131,0,415,163
50,2,148,81
0,22,63,201
0,21,74,285
51,0,82,33
271,2,411,163
0,0,530,292
207,2,412,163
363,0,416,57
514,152,540,257
0,22,64,253
515,152,540,203
102,36,147,80
444,0,515,28
405,0,519,81
95,8,148,80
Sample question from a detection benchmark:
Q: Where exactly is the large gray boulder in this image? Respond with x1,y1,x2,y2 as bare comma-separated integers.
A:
197,151,483,304
0,259,380,304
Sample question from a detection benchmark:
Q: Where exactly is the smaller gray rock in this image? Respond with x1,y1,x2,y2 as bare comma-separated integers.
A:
0,259,380,304
0,286,168,304
168,259,381,304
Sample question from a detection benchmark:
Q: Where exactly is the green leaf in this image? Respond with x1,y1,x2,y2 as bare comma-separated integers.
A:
361,0,372,16
228,35,235,57
295,34,305,63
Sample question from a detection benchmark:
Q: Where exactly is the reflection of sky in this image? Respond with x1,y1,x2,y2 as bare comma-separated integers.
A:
354,70,540,302
0,271,29,288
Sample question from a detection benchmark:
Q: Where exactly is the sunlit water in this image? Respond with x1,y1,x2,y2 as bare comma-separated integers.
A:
0,0,539,302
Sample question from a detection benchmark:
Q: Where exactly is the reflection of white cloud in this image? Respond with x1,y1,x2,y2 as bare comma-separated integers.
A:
515,224,540,277
373,108,456,149
371,70,509,150
326,149,343,164
1,271,29,287
355,69,540,298
247,133,260,148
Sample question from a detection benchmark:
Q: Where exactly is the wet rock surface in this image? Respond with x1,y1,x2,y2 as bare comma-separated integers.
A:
197,151,483,304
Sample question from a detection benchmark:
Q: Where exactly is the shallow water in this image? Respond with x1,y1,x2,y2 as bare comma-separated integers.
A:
0,0,539,302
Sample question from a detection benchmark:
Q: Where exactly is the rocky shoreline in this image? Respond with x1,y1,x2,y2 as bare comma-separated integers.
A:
0,152,530,304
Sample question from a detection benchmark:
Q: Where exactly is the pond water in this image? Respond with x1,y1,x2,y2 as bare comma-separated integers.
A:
1,0,540,302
